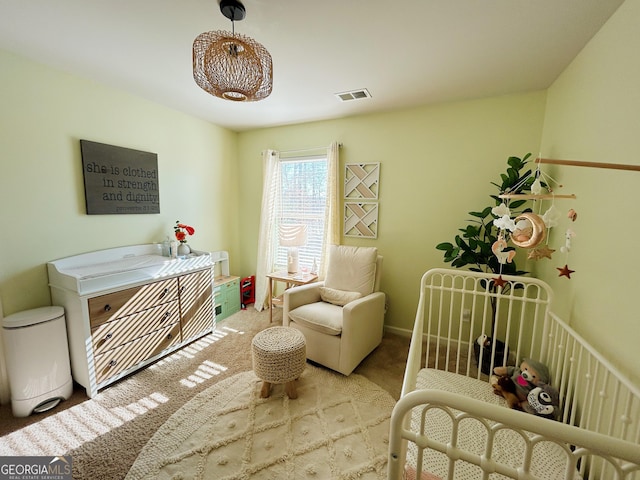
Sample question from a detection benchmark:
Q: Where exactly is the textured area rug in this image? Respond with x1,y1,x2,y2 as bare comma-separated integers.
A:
125,364,395,480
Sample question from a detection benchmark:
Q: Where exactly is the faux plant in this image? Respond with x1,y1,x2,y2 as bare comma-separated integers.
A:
174,221,195,243
436,153,537,276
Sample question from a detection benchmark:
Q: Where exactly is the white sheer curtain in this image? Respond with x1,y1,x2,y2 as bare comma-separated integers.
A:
254,149,280,311
320,142,340,279
253,143,340,311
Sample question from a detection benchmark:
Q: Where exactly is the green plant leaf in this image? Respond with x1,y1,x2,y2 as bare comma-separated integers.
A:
508,156,523,169
509,200,527,209
444,248,460,262
480,206,493,217
460,251,478,263
457,237,472,252
461,225,480,238
452,257,467,268
436,242,454,251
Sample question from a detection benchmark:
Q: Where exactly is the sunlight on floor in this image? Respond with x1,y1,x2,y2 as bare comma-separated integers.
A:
0,324,247,456
179,359,228,388
0,392,169,456
219,325,244,335
162,330,234,388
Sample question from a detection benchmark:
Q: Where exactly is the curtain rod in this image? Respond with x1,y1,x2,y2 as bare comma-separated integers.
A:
271,143,343,156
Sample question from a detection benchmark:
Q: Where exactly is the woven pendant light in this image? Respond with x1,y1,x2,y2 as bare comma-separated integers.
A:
193,0,272,102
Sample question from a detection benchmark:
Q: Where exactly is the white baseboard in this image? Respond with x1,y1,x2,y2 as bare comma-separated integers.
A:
383,324,413,338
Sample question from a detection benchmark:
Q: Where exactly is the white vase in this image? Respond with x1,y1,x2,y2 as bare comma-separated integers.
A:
177,243,191,256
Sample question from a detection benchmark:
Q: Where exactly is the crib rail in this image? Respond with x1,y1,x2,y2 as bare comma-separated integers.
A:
394,268,640,480
545,312,640,444
388,389,640,480
402,268,553,397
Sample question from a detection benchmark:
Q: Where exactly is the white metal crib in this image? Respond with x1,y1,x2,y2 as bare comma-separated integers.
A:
388,268,640,480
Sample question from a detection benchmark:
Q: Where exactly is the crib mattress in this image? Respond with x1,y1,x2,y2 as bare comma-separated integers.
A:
408,368,580,480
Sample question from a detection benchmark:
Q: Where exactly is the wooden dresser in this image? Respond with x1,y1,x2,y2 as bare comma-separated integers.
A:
48,244,217,397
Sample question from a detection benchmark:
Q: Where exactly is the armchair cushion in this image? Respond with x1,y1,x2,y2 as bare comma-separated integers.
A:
324,245,378,296
288,301,344,336
319,287,362,306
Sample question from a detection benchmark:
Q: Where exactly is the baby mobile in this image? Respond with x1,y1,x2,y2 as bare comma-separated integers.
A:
490,158,577,284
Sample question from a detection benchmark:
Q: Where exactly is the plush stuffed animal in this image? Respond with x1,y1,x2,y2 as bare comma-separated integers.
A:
524,384,560,420
491,358,551,411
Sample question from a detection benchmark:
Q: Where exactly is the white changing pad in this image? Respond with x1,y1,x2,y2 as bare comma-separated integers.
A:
407,368,580,480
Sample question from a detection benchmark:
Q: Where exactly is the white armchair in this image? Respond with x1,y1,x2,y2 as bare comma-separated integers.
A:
283,245,385,375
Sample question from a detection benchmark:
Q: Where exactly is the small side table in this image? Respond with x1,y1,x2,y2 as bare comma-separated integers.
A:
266,270,318,323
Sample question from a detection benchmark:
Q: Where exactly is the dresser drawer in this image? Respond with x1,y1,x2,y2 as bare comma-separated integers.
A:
94,322,181,385
179,269,212,311
88,278,178,328
91,301,180,356
181,298,213,342
179,269,213,341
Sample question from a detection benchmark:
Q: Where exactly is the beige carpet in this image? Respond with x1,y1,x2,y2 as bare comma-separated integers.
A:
0,307,409,480
126,365,395,480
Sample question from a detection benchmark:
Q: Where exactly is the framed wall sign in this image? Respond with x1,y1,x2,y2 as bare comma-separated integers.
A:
80,140,160,215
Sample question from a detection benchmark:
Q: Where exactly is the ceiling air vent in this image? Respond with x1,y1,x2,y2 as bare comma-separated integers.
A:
335,88,372,102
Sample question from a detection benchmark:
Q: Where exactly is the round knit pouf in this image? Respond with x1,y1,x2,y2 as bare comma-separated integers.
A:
252,326,306,399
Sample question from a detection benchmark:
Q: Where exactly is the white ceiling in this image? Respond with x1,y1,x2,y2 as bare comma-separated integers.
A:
0,0,624,132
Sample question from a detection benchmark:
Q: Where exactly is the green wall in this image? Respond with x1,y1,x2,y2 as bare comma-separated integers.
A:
237,92,547,335
537,0,640,386
0,49,240,317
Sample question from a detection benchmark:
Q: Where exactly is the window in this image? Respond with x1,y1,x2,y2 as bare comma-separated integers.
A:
255,143,338,311
275,155,327,271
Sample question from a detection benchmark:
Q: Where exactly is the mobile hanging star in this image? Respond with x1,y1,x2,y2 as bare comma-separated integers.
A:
557,264,575,278
493,275,508,288
528,245,556,260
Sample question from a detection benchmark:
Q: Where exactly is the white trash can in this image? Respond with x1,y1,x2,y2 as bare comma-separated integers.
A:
2,306,73,417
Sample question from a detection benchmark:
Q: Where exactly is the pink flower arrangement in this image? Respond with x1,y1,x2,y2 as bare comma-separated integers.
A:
174,221,195,243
